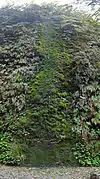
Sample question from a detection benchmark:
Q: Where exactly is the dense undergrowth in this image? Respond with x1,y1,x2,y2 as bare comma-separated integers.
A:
0,3,100,166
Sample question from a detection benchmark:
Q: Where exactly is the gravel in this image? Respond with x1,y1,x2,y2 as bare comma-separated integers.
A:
0,165,100,179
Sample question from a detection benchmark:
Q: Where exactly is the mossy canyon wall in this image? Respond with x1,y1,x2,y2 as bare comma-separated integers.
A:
0,4,100,166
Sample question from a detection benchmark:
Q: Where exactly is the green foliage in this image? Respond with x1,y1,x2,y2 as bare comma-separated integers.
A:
27,24,72,142
0,3,99,166
0,133,25,165
61,13,100,166
73,141,100,166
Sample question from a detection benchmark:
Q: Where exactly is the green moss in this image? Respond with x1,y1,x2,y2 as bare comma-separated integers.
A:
25,25,73,149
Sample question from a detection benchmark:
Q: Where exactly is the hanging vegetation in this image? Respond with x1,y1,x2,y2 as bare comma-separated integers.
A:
0,3,100,166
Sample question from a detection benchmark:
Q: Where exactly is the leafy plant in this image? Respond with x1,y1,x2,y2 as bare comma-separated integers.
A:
73,141,100,166
0,134,25,165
